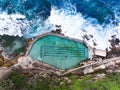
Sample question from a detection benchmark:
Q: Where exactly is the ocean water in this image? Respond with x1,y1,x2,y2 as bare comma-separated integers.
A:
0,0,120,50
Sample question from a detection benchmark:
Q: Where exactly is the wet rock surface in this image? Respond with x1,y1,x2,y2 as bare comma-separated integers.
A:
0,34,120,80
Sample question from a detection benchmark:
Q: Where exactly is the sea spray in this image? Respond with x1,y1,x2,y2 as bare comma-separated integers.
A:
47,8,113,50
0,0,120,51
0,12,29,37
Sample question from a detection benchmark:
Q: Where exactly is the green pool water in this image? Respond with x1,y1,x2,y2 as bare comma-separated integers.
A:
28,35,88,69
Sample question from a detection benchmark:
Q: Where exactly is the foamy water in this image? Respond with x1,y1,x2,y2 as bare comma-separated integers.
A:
0,12,29,37
47,8,120,50
0,7,120,50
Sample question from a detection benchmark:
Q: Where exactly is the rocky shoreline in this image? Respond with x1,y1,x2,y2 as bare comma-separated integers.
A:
0,33,120,90
0,32,120,80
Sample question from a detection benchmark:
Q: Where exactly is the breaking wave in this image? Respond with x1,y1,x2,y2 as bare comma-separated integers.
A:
0,0,120,50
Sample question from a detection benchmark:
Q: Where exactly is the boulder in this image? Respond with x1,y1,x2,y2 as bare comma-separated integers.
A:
83,66,94,74
94,65,106,71
0,67,13,80
2,62,12,67
63,77,72,84
32,62,42,67
0,58,4,66
105,61,115,68
17,56,33,68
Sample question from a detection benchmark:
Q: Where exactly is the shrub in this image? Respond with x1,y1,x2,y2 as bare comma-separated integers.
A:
10,71,28,90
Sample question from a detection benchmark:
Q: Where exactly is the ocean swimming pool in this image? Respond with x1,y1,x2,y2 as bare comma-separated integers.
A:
28,34,88,69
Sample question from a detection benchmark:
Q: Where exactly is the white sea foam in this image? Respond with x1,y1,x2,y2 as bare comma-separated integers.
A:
0,8,120,50
0,12,29,37
47,8,120,50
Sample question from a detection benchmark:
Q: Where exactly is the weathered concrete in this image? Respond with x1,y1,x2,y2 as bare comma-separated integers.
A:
63,57,120,76
94,49,106,57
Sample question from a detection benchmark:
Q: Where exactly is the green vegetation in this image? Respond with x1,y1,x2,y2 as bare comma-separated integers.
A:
1,35,15,48
10,71,28,89
69,73,120,90
0,35,26,58
13,47,25,55
0,71,120,90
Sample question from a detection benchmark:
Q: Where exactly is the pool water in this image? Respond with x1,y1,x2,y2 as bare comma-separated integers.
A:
28,35,88,69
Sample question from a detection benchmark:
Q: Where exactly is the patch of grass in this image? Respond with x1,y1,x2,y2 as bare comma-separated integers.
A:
69,73,120,90
1,72,120,90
